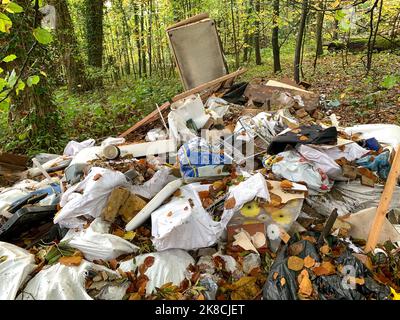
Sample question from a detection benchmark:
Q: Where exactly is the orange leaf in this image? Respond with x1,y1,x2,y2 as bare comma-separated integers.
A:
93,173,102,181
280,180,293,189
312,261,336,276
298,269,313,297
59,255,82,266
224,197,236,209
288,256,304,271
304,255,316,268
320,245,331,255
144,256,155,268
299,135,308,141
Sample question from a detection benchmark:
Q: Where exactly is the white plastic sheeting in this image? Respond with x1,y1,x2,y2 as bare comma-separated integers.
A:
18,260,121,300
0,242,36,300
62,218,138,261
305,181,400,217
272,150,333,194
119,249,194,295
344,124,400,147
314,142,370,162
151,173,270,251
54,167,129,228
297,144,343,180
64,139,96,157
129,167,177,200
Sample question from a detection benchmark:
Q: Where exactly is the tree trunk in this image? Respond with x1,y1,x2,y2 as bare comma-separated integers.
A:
294,0,308,83
50,0,91,92
230,0,240,69
254,0,262,65
85,0,104,87
332,18,339,40
315,1,325,56
140,3,147,76
272,0,281,73
148,0,153,76
242,0,253,63
133,2,142,78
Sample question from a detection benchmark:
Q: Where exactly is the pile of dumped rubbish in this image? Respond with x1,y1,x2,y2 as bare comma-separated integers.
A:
1,75,400,301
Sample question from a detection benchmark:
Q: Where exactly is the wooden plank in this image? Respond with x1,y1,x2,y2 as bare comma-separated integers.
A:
166,13,209,31
171,68,247,102
118,101,170,138
365,145,400,252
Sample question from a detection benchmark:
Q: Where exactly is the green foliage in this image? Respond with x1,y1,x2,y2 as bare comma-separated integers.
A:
0,12,12,32
27,75,40,87
380,75,399,90
33,27,53,44
2,54,17,62
4,2,23,13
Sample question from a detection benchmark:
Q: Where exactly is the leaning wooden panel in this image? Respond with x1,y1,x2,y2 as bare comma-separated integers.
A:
167,17,228,90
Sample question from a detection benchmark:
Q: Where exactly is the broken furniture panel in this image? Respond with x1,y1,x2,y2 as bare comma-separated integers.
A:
167,13,228,90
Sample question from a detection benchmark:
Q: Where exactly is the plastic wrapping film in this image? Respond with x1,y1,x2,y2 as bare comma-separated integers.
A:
17,260,121,300
151,173,270,251
54,167,129,228
119,249,194,295
305,181,400,217
62,218,138,261
0,242,36,300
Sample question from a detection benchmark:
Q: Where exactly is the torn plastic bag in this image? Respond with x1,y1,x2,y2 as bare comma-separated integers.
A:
0,242,36,300
356,150,390,179
267,125,337,155
61,218,138,261
168,95,210,144
268,150,333,194
18,260,121,300
119,249,194,295
234,112,277,144
64,139,95,157
305,180,400,216
199,276,219,300
263,240,320,300
152,173,270,251
54,167,129,228
145,128,167,142
178,137,231,180
129,167,177,200
205,97,230,119
297,144,343,180
344,124,400,148
314,142,369,162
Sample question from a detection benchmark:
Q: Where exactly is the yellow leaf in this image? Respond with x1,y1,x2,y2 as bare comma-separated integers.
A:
230,277,259,300
59,255,82,266
123,231,136,241
288,256,304,271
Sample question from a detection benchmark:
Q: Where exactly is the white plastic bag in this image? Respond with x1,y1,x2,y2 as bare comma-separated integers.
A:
54,167,129,228
272,150,333,194
119,249,194,295
62,218,138,261
297,144,343,180
18,260,121,300
0,242,36,300
64,139,95,157
130,168,176,200
151,173,270,251
314,142,369,162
